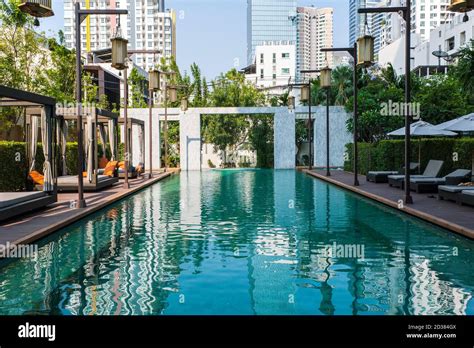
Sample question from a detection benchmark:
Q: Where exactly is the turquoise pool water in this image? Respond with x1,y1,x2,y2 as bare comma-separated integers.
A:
0,169,473,315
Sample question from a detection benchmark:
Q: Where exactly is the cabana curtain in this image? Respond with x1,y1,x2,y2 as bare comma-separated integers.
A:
41,107,53,192
108,119,116,161
86,115,94,183
98,123,107,157
29,115,39,172
61,120,68,176
139,124,145,164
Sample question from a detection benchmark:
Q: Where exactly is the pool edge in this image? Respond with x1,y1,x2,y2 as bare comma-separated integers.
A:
302,169,474,240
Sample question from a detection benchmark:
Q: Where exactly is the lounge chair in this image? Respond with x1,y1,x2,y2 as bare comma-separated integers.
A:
388,160,444,189
409,169,472,193
438,184,474,203
459,190,474,207
367,162,419,183
54,175,118,192
0,191,57,222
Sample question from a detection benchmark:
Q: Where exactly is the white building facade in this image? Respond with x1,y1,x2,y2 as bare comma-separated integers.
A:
245,43,296,95
63,0,176,72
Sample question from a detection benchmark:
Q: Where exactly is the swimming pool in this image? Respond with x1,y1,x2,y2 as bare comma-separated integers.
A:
0,169,473,315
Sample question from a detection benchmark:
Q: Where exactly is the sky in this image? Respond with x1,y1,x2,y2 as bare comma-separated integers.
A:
37,0,350,80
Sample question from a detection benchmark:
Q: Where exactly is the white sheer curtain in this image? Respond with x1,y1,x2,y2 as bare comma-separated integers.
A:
98,123,107,158
86,116,94,183
139,124,145,165
41,108,53,192
61,119,68,176
108,119,116,161
29,115,39,172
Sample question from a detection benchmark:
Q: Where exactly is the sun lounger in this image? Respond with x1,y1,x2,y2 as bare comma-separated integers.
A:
459,190,474,207
409,169,472,193
438,185,474,203
0,191,57,222
367,162,419,183
388,160,444,189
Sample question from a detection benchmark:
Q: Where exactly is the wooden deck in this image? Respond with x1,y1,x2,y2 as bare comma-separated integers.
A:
0,170,176,249
303,169,474,240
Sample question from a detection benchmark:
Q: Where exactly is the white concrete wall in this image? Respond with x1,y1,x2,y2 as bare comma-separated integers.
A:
313,106,352,169
274,110,295,169
179,111,201,171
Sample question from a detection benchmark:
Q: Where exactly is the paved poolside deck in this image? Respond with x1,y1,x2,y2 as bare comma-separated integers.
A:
0,170,176,249
304,169,474,240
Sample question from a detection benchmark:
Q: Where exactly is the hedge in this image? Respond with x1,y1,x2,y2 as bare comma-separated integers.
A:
0,141,91,191
344,138,474,177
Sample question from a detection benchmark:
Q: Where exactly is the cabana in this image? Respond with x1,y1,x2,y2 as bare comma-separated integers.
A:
52,106,119,192
0,85,57,221
116,117,145,178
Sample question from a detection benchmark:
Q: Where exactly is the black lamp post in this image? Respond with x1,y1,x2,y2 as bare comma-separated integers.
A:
74,4,127,208
359,1,413,204
321,45,359,186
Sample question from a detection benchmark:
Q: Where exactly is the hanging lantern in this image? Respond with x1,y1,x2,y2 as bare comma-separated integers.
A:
111,36,128,70
149,69,160,91
448,0,474,12
300,85,310,102
320,67,332,89
287,96,295,110
168,86,177,102
181,97,188,112
357,35,375,67
18,0,54,17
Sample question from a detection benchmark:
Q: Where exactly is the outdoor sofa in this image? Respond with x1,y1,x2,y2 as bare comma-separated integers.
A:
388,160,444,189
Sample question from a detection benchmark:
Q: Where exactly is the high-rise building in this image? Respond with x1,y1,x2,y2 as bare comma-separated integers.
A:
63,0,176,72
349,0,382,47
247,0,297,65
296,6,333,78
378,0,455,51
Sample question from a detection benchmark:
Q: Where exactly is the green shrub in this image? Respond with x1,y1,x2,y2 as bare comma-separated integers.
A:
345,138,474,177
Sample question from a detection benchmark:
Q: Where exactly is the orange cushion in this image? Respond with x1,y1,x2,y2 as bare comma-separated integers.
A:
104,161,118,176
82,171,88,177
118,161,126,169
29,171,44,185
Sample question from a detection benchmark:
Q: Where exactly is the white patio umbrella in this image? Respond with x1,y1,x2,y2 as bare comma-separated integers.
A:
433,113,474,132
435,113,474,179
387,120,457,169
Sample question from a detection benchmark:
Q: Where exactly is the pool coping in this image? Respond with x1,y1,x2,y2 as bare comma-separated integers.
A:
0,171,175,255
302,169,474,240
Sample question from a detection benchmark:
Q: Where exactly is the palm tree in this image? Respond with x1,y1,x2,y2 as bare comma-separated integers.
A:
331,65,353,106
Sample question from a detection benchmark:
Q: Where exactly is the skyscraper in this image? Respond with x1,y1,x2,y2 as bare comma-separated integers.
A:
296,6,333,77
349,0,382,46
63,0,176,72
247,0,297,65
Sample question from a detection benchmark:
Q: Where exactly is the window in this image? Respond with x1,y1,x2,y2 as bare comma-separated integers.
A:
281,68,290,75
260,53,264,64
460,31,466,46
282,53,290,58
272,53,276,64
260,69,264,79
272,73,276,79
446,36,455,51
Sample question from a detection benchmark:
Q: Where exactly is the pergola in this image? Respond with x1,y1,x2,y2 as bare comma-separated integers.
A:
54,106,119,191
0,85,57,221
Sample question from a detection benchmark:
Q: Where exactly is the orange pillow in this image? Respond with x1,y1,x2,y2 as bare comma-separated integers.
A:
118,161,126,169
104,161,118,176
29,171,44,185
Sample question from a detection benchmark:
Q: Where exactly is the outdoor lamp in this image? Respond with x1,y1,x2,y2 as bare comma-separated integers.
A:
149,69,160,91
357,35,375,67
320,67,332,89
181,97,188,112
287,96,295,110
168,86,177,103
111,36,128,70
300,85,310,103
18,0,54,17
448,0,474,12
